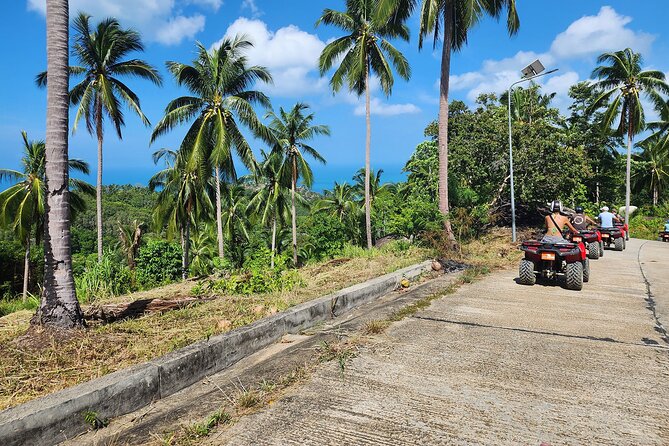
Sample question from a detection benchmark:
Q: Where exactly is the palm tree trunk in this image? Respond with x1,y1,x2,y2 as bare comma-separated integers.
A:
183,215,191,281
653,185,658,207
22,238,30,303
180,227,186,280
625,121,633,228
95,97,104,262
215,166,224,259
364,59,373,250
271,217,276,269
595,166,600,205
438,8,457,247
291,154,298,265
37,0,84,328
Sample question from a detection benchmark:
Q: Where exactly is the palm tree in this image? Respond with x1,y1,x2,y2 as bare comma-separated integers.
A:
633,138,669,206
317,0,410,249
590,48,669,225
643,99,669,148
500,83,556,124
380,0,519,245
352,167,391,205
220,183,251,265
266,103,329,265
37,0,84,328
37,13,161,262
0,132,93,302
316,182,359,222
247,151,293,268
150,149,213,280
117,220,146,270
151,37,272,262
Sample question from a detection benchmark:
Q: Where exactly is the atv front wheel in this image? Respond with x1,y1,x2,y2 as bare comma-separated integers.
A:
587,242,600,260
518,259,536,285
614,237,624,251
582,258,590,283
565,261,583,291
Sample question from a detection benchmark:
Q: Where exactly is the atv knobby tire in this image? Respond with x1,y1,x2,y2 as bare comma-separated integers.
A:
518,259,536,285
614,237,624,251
623,237,627,250
565,261,583,291
599,241,604,257
587,242,600,260
582,258,590,283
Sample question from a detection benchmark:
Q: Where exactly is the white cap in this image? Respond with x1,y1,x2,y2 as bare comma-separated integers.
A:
601,206,609,211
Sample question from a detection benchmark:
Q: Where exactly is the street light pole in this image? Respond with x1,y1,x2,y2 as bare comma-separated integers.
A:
507,66,558,242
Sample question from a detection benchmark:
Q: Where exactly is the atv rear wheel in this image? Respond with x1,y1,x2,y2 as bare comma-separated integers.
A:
614,237,624,251
587,242,600,260
599,241,604,257
582,258,590,283
565,261,583,291
518,259,536,285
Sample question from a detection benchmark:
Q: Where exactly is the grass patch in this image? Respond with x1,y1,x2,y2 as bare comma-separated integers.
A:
182,410,232,442
0,247,429,411
363,319,390,335
317,338,359,377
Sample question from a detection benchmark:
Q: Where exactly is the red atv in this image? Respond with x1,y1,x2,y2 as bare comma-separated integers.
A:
660,231,669,242
518,239,589,291
614,221,629,241
600,226,625,251
568,229,603,260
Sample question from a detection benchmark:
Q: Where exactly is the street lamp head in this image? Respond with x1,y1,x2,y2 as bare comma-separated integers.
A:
521,59,546,78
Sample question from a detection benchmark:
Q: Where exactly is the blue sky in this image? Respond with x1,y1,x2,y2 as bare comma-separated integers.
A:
0,1,667,191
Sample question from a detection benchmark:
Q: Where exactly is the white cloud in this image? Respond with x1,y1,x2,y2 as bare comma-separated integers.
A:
241,0,262,17
550,6,655,59
214,18,327,97
26,0,211,45
448,6,656,106
354,98,420,116
156,15,205,46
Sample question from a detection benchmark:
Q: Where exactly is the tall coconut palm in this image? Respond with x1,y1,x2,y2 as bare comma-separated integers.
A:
633,138,669,206
37,13,162,262
247,151,293,268
0,132,93,302
151,37,272,262
150,149,213,280
36,0,85,328
316,182,359,222
220,183,251,265
266,103,329,265
317,0,410,249
590,48,669,225
379,0,519,245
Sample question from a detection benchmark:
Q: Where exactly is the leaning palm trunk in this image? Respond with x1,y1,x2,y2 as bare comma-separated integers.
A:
95,98,104,262
271,217,277,269
215,167,224,259
22,237,30,303
625,129,632,228
364,60,373,249
37,0,84,328
437,9,457,247
291,154,298,265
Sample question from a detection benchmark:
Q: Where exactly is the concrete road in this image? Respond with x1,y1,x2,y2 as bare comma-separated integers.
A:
210,239,669,446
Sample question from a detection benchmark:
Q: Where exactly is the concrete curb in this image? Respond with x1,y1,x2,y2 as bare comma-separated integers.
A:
0,260,432,446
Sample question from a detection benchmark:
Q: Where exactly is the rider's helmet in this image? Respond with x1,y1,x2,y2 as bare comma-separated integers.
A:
550,200,563,213
601,206,609,212
575,206,584,213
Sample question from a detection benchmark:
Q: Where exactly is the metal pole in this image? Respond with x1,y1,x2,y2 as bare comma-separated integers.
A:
506,68,558,243
508,87,516,242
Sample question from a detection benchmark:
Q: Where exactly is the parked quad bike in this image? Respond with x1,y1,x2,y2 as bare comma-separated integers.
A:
567,229,603,260
518,240,589,291
660,231,669,242
600,226,625,251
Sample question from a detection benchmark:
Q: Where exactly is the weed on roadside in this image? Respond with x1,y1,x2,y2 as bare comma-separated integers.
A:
183,410,231,441
317,339,359,377
363,319,390,335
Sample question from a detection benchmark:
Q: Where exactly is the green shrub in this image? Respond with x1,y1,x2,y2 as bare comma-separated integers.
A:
135,239,182,287
75,254,135,303
304,215,347,261
0,294,39,317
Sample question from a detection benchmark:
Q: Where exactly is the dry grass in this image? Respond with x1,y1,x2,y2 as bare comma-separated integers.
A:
0,246,429,411
458,228,523,270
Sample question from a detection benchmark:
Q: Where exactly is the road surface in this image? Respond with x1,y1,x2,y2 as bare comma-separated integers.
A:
209,239,669,445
